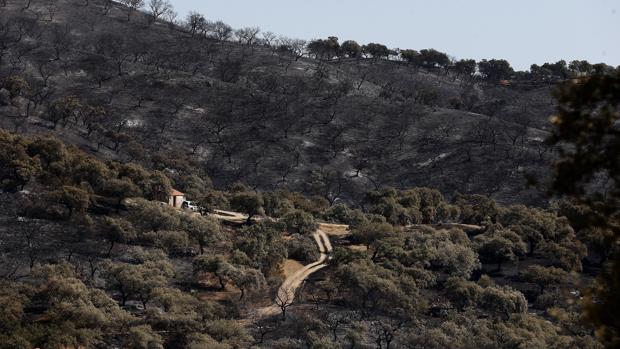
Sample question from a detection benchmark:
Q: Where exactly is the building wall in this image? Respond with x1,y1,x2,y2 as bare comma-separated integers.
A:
169,195,185,208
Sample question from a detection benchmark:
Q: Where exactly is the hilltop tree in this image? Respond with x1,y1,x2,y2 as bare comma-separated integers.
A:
307,36,340,60
185,11,206,37
276,37,306,61
478,59,514,81
418,49,450,69
362,43,390,60
210,21,234,41
400,49,420,63
236,26,261,45
569,60,593,76
454,59,477,77
341,40,362,58
120,0,145,21
147,0,173,24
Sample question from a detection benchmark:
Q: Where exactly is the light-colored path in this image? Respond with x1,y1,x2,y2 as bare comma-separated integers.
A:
210,209,248,222
209,210,339,320
256,229,333,318
408,223,482,231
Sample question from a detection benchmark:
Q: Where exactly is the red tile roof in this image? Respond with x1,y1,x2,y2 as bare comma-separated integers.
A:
170,189,184,196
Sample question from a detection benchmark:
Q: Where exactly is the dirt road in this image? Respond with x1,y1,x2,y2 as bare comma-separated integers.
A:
210,211,339,319
255,228,333,318
209,209,248,222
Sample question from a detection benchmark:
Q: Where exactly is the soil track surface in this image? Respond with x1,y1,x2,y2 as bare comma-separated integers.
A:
210,210,338,319
254,228,333,318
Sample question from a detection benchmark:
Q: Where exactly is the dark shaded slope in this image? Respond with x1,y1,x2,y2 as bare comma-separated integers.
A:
1,0,556,205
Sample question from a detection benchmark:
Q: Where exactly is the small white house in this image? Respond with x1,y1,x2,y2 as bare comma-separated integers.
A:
168,189,186,209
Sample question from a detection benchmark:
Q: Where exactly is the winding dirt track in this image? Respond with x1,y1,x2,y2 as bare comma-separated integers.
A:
255,228,333,317
209,209,481,321
210,210,337,319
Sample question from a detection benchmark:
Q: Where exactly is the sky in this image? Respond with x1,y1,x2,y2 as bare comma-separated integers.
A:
168,0,620,71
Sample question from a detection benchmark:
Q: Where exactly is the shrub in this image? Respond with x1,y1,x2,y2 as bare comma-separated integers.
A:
142,230,191,256
281,209,318,235
286,234,319,262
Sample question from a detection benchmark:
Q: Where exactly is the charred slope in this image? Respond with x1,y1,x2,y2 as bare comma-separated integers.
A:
0,0,556,205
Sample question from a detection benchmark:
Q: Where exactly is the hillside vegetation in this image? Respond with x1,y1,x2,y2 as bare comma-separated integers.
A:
1,1,620,348
2,0,602,206
0,130,604,348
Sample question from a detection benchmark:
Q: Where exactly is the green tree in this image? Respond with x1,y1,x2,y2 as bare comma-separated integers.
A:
102,178,141,207
131,199,181,232
26,136,69,181
341,40,362,58
142,230,190,255
350,222,395,250
400,49,420,63
286,234,320,262
102,257,173,307
444,277,483,310
281,209,318,235
333,260,422,314
548,70,620,347
100,217,136,256
46,185,90,217
30,263,133,347
454,59,477,77
475,229,527,272
478,285,527,320
0,130,41,192
520,265,568,294
45,96,81,129
568,60,593,76
236,222,287,275
478,59,514,81
362,43,390,60
182,215,221,254
418,49,450,69
126,325,164,349
3,76,29,98
230,191,264,223
229,266,266,301
193,255,230,290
